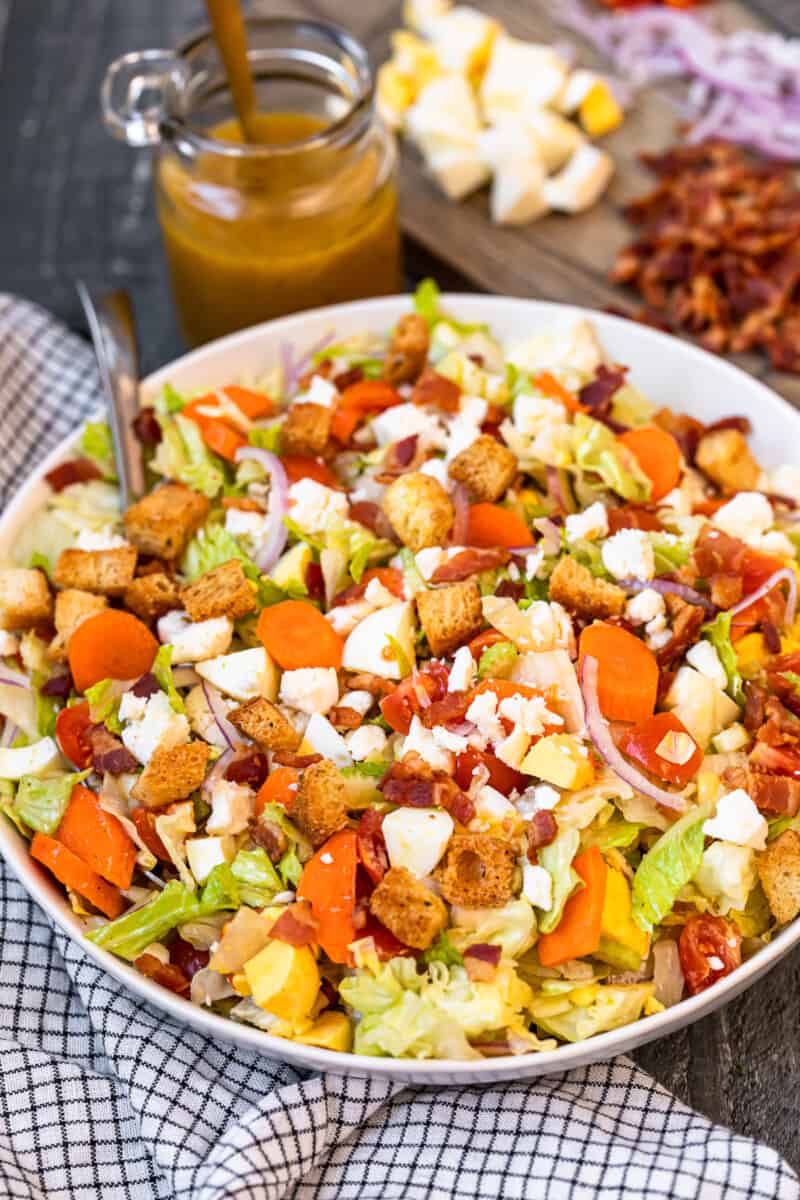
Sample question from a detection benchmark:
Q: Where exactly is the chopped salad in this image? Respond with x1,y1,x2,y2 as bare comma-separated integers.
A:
3,282,800,1060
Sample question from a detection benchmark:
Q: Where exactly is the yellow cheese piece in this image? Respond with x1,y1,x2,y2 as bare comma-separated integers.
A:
579,81,623,138
600,868,649,960
735,632,768,673
230,972,251,997
295,1011,353,1053
244,940,320,1023
520,734,595,789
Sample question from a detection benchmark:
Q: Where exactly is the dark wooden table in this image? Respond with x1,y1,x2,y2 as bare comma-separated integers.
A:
2,0,800,1175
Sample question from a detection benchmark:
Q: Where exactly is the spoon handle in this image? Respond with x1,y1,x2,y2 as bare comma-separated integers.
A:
76,283,145,510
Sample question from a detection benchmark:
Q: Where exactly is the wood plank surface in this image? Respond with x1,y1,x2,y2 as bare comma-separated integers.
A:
2,0,800,1174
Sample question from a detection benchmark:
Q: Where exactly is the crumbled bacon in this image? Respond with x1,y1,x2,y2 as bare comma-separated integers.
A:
655,595,705,672
379,760,475,824
85,725,138,775
344,671,395,696
270,901,318,947
607,505,664,534
526,810,557,861
225,752,269,789
252,818,288,862
419,690,471,730
45,458,103,492
463,943,501,982
329,706,363,730
431,548,511,584
375,435,426,482
743,682,768,732
612,142,800,373
272,751,323,768
169,937,209,980
578,365,628,424
333,365,365,391
710,573,742,609
411,368,461,413
304,561,325,603
348,500,400,543
652,407,705,464
135,953,189,995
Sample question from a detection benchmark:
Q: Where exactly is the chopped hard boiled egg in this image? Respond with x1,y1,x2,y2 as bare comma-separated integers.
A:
341,602,416,681
195,646,279,703
542,143,614,213
382,806,454,877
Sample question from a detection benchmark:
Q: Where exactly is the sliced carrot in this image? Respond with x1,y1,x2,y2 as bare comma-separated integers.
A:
182,399,247,463
361,567,405,598
223,385,274,419
30,832,125,919
617,427,682,502
330,380,402,445
282,455,341,488
56,784,137,890
533,371,586,415
466,503,535,549
68,610,158,693
538,847,608,967
257,599,344,670
297,828,358,964
256,766,300,815
472,679,544,703
578,622,659,724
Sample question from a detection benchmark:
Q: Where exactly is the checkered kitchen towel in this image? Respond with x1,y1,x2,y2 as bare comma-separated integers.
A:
0,294,798,1200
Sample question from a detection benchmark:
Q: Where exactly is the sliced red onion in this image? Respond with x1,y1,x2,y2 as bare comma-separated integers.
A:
546,466,571,515
280,330,337,397
0,720,18,749
0,665,30,689
203,746,234,794
729,567,797,627
201,681,239,751
464,943,501,966
579,655,688,812
619,577,716,615
234,445,289,572
533,517,561,557
450,483,469,547
653,939,685,1008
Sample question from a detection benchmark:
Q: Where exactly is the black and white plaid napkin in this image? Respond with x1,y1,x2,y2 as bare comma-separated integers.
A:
0,293,798,1200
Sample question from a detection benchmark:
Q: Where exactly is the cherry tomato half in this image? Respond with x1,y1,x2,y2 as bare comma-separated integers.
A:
55,702,93,769
678,914,741,995
618,711,702,787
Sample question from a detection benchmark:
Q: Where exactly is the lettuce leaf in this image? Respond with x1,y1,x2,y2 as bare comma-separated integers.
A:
152,645,185,715
477,642,518,680
412,278,486,336
701,611,744,704
87,864,240,961
631,799,715,932
32,672,59,737
531,983,653,1043
182,524,256,582
84,678,123,734
230,848,282,907
81,421,116,477
650,533,692,576
399,548,428,597
248,424,282,453
582,817,642,852
538,828,582,934
259,802,312,887
572,414,652,503
151,413,225,499
14,770,89,835
422,932,464,967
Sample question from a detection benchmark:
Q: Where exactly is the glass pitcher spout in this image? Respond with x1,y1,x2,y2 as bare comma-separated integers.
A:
102,49,191,147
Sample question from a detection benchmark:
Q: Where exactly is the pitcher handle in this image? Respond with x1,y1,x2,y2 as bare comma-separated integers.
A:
101,49,190,146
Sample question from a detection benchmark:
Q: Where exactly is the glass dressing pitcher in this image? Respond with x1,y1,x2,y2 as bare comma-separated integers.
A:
102,18,402,347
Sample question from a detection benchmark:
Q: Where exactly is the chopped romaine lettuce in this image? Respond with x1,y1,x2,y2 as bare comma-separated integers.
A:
631,799,715,932
412,278,487,336
152,412,224,499
609,384,656,428
81,421,115,476
582,818,642,852
84,678,123,734
701,611,744,705
650,533,691,576
531,983,653,1042
182,524,256,582
230,848,282,907
399,548,428,596
421,932,464,967
248,424,283,453
31,672,58,738
538,829,582,933
152,645,185,715
477,641,518,680
572,414,652,503
449,899,537,959
87,865,240,961
14,770,89,835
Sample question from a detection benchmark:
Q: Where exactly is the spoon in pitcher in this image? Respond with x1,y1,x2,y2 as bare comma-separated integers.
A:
204,0,261,143
76,283,145,511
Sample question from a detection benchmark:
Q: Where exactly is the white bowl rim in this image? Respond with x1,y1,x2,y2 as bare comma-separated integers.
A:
1,290,799,1082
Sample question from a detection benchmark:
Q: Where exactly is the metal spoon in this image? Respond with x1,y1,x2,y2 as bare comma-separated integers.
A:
76,283,145,510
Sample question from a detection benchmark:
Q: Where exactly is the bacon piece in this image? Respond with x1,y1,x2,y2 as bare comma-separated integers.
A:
270,901,318,947
252,818,288,863
85,725,138,775
710,573,742,609
305,561,325,603
431,548,510,583
726,764,800,815
329,706,363,730
379,766,476,824
419,690,471,730
375,435,426,482
653,408,704,464
135,953,189,995
578,365,627,422
655,596,705,672
526,810,557,861
357,808,389,886
607,505,664,534
464,943,501,982
411,368,461,413
170,937,210,981
132,408,163,447
272,750,323,768
348,500,400,544
131,807,170,861
45,458,103,492
345,672,395,696
743,682,768,733
225,752,269,789
333,365,364,391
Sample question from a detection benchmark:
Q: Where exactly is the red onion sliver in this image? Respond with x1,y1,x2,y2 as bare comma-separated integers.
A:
234,445,289,572
449,484,469,547
619,577,716,615
579,655,688,812
0,720,18,749
0,666,30,689
729,567,797,627
545,465,571,515
201,680,239,751
203,746,234,793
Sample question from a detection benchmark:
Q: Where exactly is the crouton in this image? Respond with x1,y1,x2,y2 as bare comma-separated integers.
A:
382,314,430,386
180,559,256,623
53,546,137,596
369,866,448,950
695,428,761,495
416,580,482,657
281,403,332,457
548,556,626,620
758,830,800,924
292,759,349,848
48,588,107,661
434,833,517,908
123,483,210,560
131,741,210,809
229,696,300,752
382,472,454,552
448,434,518,503
124,573,181,623
0,567,53,631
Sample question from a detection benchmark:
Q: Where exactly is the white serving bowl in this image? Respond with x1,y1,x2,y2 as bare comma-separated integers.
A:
1,294,797,1085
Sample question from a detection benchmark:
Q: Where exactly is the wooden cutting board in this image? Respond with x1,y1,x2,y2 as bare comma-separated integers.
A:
307,0,800,408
